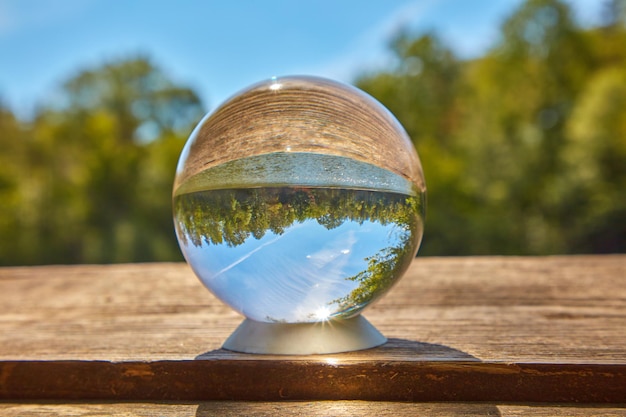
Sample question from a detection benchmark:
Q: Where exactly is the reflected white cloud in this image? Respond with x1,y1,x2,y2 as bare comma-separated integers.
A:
212,231,290,278
305,230,356,270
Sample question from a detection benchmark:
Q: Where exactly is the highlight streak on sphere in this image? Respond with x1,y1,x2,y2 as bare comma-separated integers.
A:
173,76,426,323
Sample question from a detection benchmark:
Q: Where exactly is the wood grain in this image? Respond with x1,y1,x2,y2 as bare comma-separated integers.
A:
174,76,424,192
1,402,624,417
0,255,625,402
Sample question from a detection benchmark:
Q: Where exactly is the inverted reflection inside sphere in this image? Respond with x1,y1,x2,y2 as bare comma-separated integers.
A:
173,76,426,326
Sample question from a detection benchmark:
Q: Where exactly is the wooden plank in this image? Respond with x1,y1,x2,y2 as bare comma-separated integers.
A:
1,359,624,402
0,255,625,402
0,402,625,416
2,256,624,363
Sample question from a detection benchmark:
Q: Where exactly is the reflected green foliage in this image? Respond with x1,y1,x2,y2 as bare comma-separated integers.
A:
174,187,422,248
334,196,421,315
174,187,423,312
1,0,625,265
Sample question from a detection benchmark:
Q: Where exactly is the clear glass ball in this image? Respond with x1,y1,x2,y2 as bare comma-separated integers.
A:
173,76,426,323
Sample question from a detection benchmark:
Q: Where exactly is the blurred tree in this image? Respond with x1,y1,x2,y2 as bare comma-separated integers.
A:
457,0,594,254
562,67,626,252
356,32,470,255
0,56,204,265
2,0,625,263
0,104,32,263
358,0,625,255
62,57,203,143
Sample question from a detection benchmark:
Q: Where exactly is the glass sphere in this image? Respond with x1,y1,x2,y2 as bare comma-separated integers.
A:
173,76,425,324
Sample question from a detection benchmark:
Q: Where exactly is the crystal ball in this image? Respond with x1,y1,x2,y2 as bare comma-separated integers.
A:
173,76,425,323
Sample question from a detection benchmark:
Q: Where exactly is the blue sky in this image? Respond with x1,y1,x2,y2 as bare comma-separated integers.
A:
0,0,603,118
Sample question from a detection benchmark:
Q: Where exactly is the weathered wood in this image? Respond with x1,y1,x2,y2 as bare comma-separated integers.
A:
1,359,624,402
1,401,625,417
0,256,625,403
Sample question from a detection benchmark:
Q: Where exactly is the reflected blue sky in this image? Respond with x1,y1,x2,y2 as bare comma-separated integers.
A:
0,0,602,118
182,217,397,322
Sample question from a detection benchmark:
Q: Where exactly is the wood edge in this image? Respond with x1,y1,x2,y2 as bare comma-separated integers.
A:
1,360,624,403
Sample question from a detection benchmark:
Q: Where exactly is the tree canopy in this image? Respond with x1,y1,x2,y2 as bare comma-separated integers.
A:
0,0,625,265
357,0,626,255
0,57,204,264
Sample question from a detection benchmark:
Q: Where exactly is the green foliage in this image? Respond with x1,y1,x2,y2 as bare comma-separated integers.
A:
0,56,204,265
357,0,626,255
174,187,424,313
1,0,625,264
174,187,423,249
333,195,422,315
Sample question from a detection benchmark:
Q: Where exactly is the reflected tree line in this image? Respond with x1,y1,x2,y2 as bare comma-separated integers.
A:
333,194,422,315
174,187,423,309
174,187,423,247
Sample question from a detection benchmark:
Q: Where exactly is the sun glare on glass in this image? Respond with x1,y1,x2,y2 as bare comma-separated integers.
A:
313,305,332,321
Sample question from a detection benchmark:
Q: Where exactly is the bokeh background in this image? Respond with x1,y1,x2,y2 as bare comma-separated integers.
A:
1,0,625,265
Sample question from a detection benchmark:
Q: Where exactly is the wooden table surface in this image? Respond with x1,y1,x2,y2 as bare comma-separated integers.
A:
1,255,625,415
